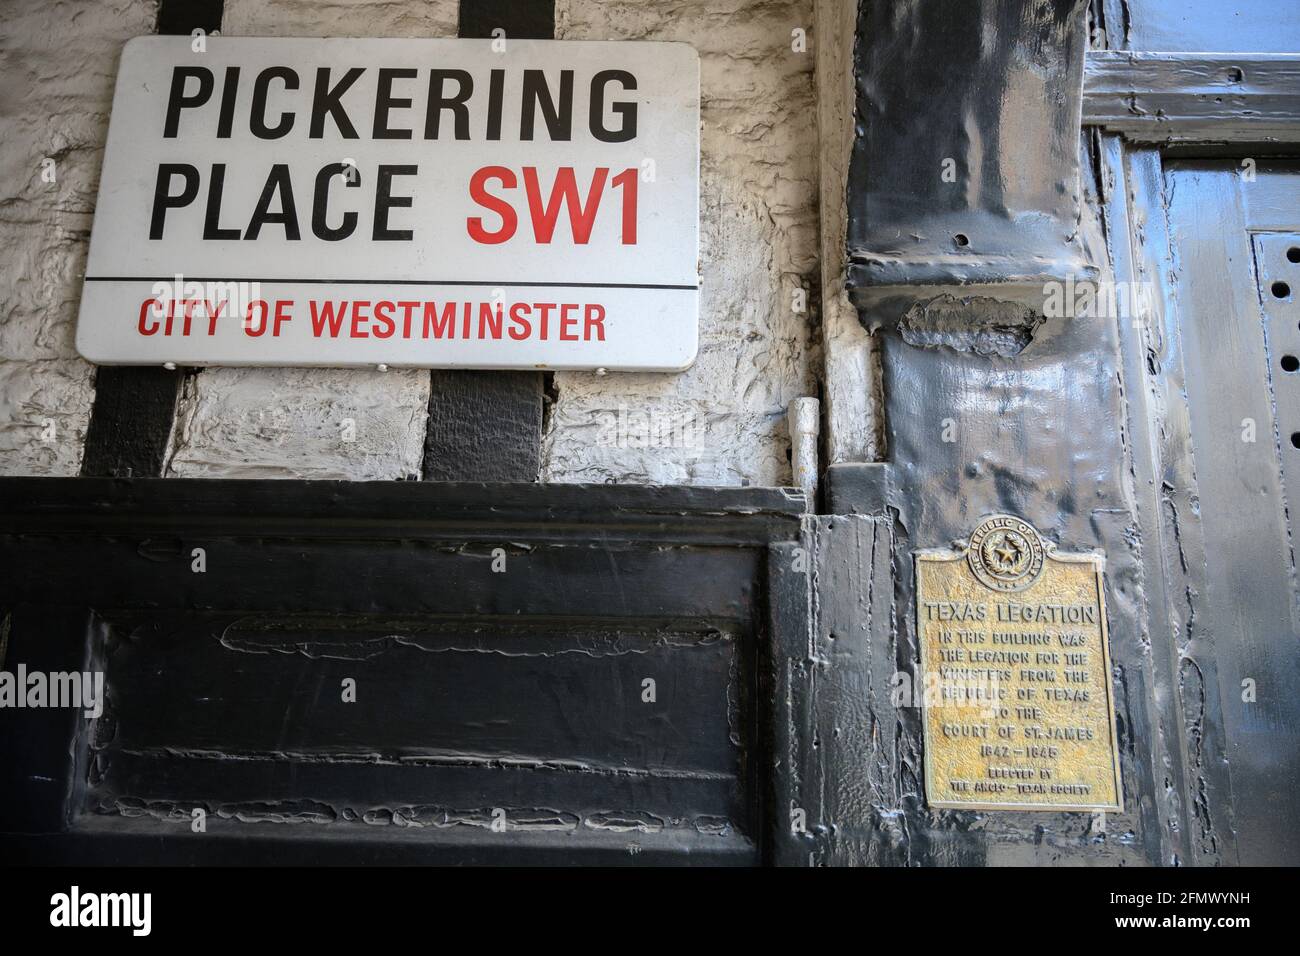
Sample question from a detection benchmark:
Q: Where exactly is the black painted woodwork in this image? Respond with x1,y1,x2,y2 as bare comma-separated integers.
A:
1083,52,1300,144
833,0,1153,866
459,0,555,39
156,0,222,36
80,366,184,478
80,0,224,478
831,0,1300,867
847,0,1092,296
421,0,557,482
422,371,543,481
0,478,807,865
1156,162,1300,865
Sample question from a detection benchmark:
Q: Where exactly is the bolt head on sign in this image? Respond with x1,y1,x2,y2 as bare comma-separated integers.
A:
75,37,701,372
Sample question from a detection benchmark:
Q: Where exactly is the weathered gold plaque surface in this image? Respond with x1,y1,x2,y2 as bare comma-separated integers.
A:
915,515,1122,812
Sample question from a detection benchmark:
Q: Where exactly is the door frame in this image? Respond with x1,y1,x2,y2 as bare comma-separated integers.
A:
1087,51,1300,863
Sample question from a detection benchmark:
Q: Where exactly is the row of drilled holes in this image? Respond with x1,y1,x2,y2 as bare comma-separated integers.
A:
1281,246,1300,448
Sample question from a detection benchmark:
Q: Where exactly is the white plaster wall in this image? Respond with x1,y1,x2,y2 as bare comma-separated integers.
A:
0,0,158,475
164,0,460,480
222,0,457,37
815,0,882,464
1,0,824,487
545,0,820,486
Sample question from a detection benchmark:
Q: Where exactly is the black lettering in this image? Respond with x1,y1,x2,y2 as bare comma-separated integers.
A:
373,165,416,241
149,164,199,238
590,70,637,143
424,69,472,140
216,66,241,138
245,164,300,240
373,68,417,139
310,67,365,139
312,163,360,241
203,164,241,240
486,69,504,141
520,69,573,141
163,67,213,138
250,67,298,139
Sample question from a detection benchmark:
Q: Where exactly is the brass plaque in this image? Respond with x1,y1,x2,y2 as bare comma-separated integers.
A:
915,515,1122,812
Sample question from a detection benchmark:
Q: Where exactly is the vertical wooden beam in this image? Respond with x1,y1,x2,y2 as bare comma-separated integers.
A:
421,0,555,482
828,0,1170,866
422,372,547,482
156,0,222,36
459,0,554,39
80,0,223,477
80,367,185,478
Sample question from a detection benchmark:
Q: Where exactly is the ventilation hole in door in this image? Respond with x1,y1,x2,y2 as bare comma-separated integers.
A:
1292,432,1300,450
1273,281,1292,299
1284,355,1300,373
1288,247,1300,264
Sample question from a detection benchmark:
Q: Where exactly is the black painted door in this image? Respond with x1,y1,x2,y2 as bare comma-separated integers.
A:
1162,161,1300,864
0,479,807,865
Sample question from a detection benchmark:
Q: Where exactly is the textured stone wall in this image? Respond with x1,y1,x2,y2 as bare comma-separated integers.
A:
0,0,821,487
546,0,820,486
0,0,158,475
815,0,882,464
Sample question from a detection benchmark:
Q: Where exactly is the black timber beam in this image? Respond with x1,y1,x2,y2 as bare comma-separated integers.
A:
80,0,224,477
421,0,556,482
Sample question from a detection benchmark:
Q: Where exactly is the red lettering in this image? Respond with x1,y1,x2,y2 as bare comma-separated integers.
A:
611,168,638,244
373,300,396,338
584,303,606,341
350,300,371,338
244,300,268,337
560,303,579,341
467,166,518,243
273,300,292,336
205,299,227,336
139,299,161,335
535,302,555,339
180,300,200,336
423,301,456,338
478,302,503,339
311,300,347,337
508,302,532,340
397,301,418,337
523,167,606,244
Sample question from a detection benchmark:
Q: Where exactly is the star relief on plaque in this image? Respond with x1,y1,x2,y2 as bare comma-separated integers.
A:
967,514,1045,592
914,515,1123,812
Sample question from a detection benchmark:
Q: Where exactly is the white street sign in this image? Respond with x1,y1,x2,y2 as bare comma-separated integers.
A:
76,37,700,371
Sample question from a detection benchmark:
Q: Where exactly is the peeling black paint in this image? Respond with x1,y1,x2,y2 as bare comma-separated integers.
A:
0,478,805,865
847,0,1095,297
820,0,1174,867
896,295,1044,357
